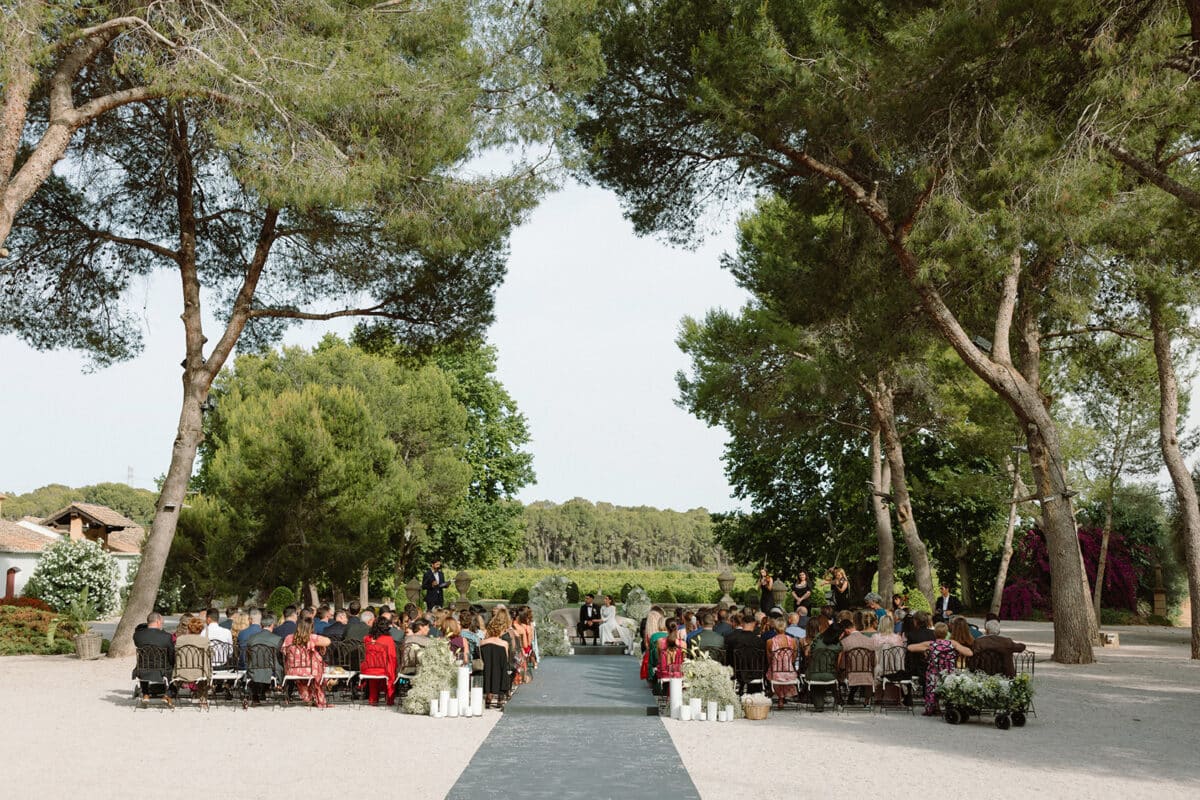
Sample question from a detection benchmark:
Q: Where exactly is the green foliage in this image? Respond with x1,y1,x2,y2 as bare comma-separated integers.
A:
808,585,827,610
461,568,757,606
65,589,99,629
266,587,296,619
402,639,460,714
657,588,678,604
23,539,120,615
936,671,1035,713
192,338,471,593
0,483,157,526
508,587,530,605
619,582,634,603
565,580,582,604
905,588,931,614
0,607,85,656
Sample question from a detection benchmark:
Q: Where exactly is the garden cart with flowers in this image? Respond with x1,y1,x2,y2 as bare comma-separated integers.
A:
935,670,1035,730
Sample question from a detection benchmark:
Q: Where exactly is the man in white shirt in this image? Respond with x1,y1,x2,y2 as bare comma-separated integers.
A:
204,607,234,665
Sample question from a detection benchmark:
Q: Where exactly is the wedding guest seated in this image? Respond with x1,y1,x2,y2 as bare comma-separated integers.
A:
806,619,848,712
400,617,434,677
904,610,935,678
796,606,810,631
765,617,799,708
481,612,511,709
322,609,349,641
970,619,1027,676
273,606,299,640
237,608,263,667
864,593,886,620
204,607,233,664
949,616,976,667
657,620,686,679
132,612,174,700
784,612,806,641
713,608,734,637
362,615,398,706
343,604,369,643
245,612,283,704
840,614,880,703
443,618,468,665
219,607,237,630
908,622,973,716
313,605,332,634
282,618,331,708
690,612,725,650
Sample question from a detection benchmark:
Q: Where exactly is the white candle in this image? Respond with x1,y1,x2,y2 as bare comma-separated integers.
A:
717,710,726,722
457,666,471,707
698,711,706,721
725,704,735,721
439,689,451,716
707,700,718,722
428,698,439,717
669,678,683,717
447,697,459,717
689,698,702,719
680,705,692,721
471,687,484,716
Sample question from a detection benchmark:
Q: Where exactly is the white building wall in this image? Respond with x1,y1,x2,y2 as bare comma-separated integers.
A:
0,552,42,596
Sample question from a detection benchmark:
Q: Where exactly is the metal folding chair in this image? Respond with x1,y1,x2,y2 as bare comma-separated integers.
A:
132,644,173,709
878,645,915,715
171,644,213,709
802,647,841,712
839,646,877,711
731,647,767,696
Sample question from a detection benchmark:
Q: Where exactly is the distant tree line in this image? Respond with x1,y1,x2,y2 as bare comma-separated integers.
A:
1,483,157,527
518,499,727,570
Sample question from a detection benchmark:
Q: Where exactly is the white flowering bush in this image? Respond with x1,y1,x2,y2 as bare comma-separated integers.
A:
683,651,743,717
24,539,120,615
529,575,570,656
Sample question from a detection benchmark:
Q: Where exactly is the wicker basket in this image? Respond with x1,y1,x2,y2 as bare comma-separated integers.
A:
743,703,770,720
74,632,103,661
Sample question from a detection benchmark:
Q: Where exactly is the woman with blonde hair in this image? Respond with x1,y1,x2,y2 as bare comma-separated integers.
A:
481,610,512,708
827,567,852,613
282,617,332,708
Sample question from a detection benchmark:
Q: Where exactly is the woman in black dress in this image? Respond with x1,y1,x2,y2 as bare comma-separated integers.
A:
758,568,774,611
791,571,811,610
828,567,852,612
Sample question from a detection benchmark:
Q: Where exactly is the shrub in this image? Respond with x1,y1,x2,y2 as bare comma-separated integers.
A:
622,586,651,624
23,539,120,615
565,580,581,604
905,587,931,613
741,589,758,608
0,596,52,611
656,588,677,604
1000,577,1043,621
266,586,296,618
619,582,634,603
0,606,85,655
808,585,827,610
508,586,530,605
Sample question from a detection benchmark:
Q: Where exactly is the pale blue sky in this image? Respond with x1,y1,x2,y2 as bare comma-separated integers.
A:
0,180,750,512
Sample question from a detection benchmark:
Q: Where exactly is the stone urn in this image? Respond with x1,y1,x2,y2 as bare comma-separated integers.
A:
717,569,736,609
770,581,788,611
405,578,421,608
454,570,472,610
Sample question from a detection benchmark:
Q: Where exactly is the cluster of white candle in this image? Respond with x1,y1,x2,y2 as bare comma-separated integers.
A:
428,666,484,718
667,678,734,722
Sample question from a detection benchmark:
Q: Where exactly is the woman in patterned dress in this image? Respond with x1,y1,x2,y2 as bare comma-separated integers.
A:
282,618,331,708
907,622,973,716
765,617,800,707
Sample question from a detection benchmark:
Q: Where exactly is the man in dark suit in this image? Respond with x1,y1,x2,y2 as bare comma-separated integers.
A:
322,609,349,641
245,612,284,703
422,559,449,609
132,612,175,701
933,585,962,623
343,605,369,643
577,594,601,643
273,605,299,639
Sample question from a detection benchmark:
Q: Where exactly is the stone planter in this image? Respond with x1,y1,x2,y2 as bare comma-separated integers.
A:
405,579,421,608
770,583,788,611
717,570,736,609
454,571,472,611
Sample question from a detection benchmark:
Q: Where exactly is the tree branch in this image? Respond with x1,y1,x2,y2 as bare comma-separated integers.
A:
1093,132,1200,211
991,249,1021,366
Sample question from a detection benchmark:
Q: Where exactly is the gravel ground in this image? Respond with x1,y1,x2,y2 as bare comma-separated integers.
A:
0,654,498,799
665,620,1199,800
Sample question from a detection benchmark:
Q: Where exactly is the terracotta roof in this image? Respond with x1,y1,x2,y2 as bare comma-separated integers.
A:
106,526,145,554
0,520,55,553
40,502,139,530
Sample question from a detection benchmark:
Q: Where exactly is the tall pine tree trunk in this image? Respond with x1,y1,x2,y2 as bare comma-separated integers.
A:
1148,297,1200,659
1092,492,1115,625
991,456,1025,615
870,425,895,600
865,377,935,608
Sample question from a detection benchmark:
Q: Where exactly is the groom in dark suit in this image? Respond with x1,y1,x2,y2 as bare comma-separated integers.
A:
577,593,600,643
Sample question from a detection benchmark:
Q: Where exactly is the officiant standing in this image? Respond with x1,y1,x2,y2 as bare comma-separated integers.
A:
422,558,450,609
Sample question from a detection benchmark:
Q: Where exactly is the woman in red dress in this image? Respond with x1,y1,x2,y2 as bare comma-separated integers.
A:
362,615,398,706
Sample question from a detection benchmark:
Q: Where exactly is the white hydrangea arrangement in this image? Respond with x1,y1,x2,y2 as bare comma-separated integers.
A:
936,670,1034,711
529,575,570,657
683,651,743,717
622,586,651,624
402,639,458,714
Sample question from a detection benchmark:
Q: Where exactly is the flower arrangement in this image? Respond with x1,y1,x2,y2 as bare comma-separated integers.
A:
401,639,459,714
935,670,1034,712
23,539,120,615
622,586,651,625
529,575,570,657
682,651,743,717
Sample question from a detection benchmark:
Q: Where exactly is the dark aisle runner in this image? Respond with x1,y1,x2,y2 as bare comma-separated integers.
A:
446,657,701,800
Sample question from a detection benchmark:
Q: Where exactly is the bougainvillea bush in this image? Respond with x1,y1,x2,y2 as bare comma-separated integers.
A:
1001,527,1145,619
23,539,120,615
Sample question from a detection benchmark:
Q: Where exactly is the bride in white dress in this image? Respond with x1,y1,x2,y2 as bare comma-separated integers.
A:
598,595,634,651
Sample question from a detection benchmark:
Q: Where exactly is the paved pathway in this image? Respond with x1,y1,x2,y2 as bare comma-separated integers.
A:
447,656,700,800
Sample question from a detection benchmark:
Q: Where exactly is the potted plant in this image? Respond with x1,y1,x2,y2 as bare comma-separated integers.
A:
66,588,103,660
